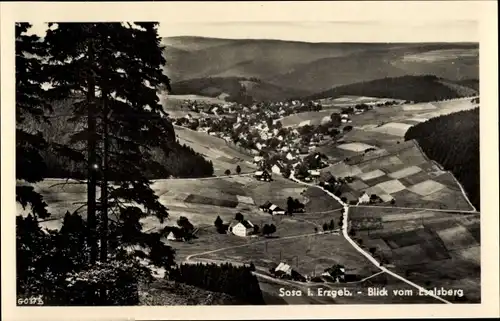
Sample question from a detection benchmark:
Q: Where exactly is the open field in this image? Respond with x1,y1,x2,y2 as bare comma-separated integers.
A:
199,233,380,278
337,142,377,152
174,125,257,175
316,95,406,108
19,175,342,234
320,141,474,211
348,206,480,303
279,110,340,128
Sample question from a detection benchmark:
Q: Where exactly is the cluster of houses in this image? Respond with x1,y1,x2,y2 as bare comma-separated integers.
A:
269,261,346,283
173,97,342,176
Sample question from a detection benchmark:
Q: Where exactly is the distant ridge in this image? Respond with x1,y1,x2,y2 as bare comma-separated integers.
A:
302,75,478,103
162,36,479,101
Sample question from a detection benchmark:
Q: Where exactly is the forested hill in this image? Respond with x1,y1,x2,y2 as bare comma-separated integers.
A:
405,107,480,210
304,75,478,103
23,99,214,179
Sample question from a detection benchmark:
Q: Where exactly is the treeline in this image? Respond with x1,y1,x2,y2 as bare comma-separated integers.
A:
170,263,264,305
405,108,480,210
305,75,478,103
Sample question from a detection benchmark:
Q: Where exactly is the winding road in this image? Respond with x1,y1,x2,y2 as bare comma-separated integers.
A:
289,173,453,304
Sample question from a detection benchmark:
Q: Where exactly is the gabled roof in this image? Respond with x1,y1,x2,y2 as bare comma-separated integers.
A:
275,262,292,275
230,219,254,229
260,201,272,209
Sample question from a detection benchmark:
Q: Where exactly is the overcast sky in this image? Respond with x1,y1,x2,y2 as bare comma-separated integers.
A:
27,21,478,43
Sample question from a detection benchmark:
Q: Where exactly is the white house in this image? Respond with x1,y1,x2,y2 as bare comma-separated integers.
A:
271,164,282,174
253,156,264,163
229,220,254,237
308,169,321,177
341,113,349,119
166,229,185,242
341,119,348,123
321,116,331,124
274,262,292,276
286,152,295,161
357,192,370,204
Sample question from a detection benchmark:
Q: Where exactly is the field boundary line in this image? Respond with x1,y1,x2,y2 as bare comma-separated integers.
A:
185,230,334,262
289,173,453,304
352,204,479,214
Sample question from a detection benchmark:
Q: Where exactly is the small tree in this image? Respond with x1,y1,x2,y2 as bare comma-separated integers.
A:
329,219,335,230
369,247,377,255
253,225,260,234
177,216,194,233
269,224,276,235
390,199,396,205
225,169,231,175
314,227,318,233
234,212,244,222
262,224,270,236
236,165,241,175
214,216,223,228
286,197,295,214
322,223,328,232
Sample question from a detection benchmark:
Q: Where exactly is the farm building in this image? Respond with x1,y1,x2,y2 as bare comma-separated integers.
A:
228,220,255,237
321,264,346,282
253,156,264,163
274,262,292,276
254,170,272,181
166,229,185,242
357,192,370,204
307,169,321,177
259,201,273,212
271,164,282,174
268,204,286,215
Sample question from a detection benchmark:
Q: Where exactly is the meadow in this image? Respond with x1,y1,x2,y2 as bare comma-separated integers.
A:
348,206,480,303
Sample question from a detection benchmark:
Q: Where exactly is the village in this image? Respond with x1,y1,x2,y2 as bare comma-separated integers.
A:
171,97,397,205
164,98,401,286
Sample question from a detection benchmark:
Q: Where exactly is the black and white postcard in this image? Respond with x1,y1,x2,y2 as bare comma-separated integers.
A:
1,1,498,320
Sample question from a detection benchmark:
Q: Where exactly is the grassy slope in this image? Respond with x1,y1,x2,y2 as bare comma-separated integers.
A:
304,75,478,103
405,108,480,210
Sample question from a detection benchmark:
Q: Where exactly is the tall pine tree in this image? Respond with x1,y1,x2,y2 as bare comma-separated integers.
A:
18,22,177,305
15,23,51,220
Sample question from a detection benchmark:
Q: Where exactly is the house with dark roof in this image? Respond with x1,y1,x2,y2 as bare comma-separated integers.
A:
259,201,273,212
166,228,186,242
268,204,286,215
254,169,272,181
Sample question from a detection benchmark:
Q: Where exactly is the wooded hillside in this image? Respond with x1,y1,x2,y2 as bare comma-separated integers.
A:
405,108,480,210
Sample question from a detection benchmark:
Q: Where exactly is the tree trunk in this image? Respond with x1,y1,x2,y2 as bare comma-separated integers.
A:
100,91,109,263
87,39,98,264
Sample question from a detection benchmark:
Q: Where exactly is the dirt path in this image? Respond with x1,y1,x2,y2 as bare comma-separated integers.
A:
289,173,453,304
